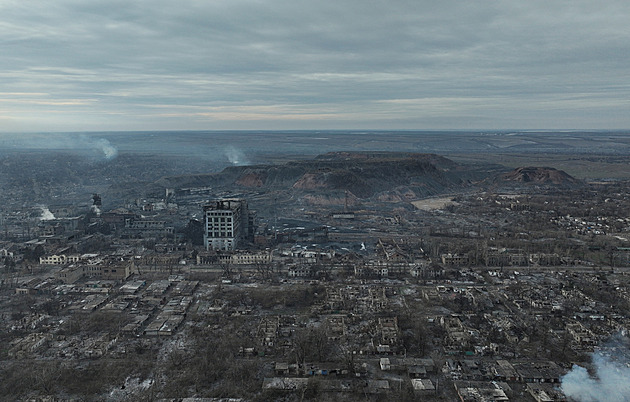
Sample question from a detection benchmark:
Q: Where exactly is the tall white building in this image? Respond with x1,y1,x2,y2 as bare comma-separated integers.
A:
203,199,249,251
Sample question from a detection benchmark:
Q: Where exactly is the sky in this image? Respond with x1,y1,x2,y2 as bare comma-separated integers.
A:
1,0,629,132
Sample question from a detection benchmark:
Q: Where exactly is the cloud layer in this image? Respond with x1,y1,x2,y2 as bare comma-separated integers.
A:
1,1,629,131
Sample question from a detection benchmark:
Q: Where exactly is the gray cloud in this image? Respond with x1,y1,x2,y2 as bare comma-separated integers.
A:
1,0,629,131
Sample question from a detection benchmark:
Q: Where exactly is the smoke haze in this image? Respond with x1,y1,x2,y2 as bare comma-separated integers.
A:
224,146,249,166
38,205,55,221
561,334,630,402
94,138,118,160
0,133,118,160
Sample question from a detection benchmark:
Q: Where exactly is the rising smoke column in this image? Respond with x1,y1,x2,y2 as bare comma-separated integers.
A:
37,205,55,220
1,133,118,161
77,135,118,160
224,146,249,166
91,193,102,215
95,138,118,160
561,335,630,401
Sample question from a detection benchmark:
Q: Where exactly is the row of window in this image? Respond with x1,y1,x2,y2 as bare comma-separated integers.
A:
209,238,235,251
207,226,233,231
209,217,232,223
213,211,233,215
210,232,233,237
207,211,235,217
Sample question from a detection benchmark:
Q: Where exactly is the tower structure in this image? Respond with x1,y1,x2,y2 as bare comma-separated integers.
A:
203,199,249,251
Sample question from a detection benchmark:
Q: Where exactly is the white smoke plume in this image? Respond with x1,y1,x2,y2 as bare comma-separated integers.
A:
561,334,630,401
38,205,55,220
95,138,118,160
224,146,249,166
0,133,118,160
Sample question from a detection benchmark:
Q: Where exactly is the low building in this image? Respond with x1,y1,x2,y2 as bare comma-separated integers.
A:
411,379,435,396
441,253,469,266
513,361,563,383
40,254,80,265
527,383,568,402
230,250,272,265
56,265,84,284
454,381,511,401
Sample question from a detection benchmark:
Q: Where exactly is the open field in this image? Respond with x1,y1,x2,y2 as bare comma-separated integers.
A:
448,153,630,180
411,196,459,211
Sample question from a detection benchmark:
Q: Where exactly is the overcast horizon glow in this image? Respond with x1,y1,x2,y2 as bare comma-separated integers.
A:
1,1,629,132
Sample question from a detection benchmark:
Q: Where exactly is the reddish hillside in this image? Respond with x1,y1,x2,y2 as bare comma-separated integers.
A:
156,152,499,200
500,167,581,186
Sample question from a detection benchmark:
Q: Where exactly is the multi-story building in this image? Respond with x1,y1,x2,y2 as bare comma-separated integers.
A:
123,218,174,238
203,199,250,251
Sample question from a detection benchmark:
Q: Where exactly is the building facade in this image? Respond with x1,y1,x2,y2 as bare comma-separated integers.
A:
203,199,250,251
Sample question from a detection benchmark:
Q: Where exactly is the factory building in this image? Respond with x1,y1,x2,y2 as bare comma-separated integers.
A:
203,199,252,251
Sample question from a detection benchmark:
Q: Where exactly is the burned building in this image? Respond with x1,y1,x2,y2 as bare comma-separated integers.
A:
203,199,253,251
